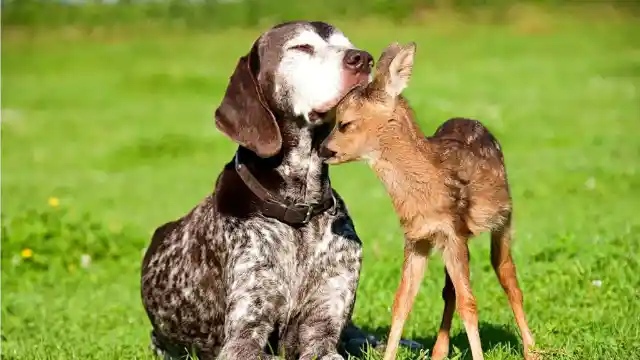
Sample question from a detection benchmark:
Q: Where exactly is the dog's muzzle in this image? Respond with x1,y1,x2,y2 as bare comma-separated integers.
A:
343,49,374,74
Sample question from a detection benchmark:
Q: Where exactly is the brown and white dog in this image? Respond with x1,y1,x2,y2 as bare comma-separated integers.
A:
141,21,377,360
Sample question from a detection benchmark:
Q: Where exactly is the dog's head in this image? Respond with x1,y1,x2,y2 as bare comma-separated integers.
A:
215,21,374,158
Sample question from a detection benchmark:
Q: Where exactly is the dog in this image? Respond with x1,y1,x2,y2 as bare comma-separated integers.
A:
141,21,377,360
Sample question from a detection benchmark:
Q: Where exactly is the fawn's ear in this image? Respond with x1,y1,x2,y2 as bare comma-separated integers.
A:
373,42,416,98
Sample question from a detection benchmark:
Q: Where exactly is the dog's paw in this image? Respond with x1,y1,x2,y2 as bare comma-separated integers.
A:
339,323,380,357
149,334,176,360
400,338,424,351
148,343,175,360
319,353,344,360
374,338,424,354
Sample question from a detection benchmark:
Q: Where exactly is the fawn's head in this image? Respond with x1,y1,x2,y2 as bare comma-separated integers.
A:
320,42,417,165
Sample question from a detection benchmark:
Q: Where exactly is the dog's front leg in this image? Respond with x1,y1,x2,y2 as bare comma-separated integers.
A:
217,302,281,360
217,260,283,360
297,273,359,360
298,219,362,360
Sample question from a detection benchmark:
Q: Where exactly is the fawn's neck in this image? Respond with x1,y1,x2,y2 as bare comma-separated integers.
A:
367,117,435,235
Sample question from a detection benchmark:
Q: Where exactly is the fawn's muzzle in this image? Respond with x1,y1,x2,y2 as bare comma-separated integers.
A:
318,144,337,160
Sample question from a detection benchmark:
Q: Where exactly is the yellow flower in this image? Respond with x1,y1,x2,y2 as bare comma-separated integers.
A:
48,197,60,207
21,248,33,259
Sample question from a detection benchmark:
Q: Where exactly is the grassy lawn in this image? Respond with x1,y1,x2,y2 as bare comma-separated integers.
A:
2,10,640,360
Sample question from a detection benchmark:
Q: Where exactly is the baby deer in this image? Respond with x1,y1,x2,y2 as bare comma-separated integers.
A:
320,42,535,360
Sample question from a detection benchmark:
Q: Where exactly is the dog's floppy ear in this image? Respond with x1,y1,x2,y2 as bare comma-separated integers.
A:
215,43,282,158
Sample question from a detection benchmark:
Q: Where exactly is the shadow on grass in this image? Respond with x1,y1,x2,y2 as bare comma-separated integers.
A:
358,322,522,359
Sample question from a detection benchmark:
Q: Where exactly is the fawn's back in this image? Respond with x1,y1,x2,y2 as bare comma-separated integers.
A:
424,117,512,235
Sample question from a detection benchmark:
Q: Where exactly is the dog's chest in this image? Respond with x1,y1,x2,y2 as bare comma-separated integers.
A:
229,214,362,315
302,217,360,304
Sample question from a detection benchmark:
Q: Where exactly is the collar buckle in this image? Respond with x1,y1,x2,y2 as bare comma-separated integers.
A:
295,203,316,225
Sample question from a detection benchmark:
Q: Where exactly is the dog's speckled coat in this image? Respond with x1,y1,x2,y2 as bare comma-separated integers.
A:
141,21,375,360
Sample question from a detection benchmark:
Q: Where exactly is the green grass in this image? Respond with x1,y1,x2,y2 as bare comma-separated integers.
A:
2,10,640,360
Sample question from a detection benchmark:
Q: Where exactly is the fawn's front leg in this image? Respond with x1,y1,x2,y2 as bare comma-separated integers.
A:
383,240,432,360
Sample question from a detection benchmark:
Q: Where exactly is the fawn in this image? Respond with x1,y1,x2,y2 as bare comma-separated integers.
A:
319,42,536,360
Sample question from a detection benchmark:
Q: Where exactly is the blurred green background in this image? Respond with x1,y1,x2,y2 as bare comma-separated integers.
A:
2,1,640,359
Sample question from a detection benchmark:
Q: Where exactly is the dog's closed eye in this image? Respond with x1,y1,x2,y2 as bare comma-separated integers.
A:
289,44,315,55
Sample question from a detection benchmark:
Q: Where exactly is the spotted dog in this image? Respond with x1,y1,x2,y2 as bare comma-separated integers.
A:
141,21,377,360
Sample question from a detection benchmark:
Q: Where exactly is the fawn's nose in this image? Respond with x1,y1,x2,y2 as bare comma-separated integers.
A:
319,144,337,160
343,49,374,73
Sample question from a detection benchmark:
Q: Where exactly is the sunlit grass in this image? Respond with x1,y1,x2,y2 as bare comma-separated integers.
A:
2,11,639,360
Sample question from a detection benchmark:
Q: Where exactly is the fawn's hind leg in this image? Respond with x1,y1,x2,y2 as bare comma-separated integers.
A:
491,222,536,359
431,269,455,360
443,238,484,360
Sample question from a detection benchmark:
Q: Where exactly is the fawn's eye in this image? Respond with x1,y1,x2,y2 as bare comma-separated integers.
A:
339,121,353,132
290,44,315,55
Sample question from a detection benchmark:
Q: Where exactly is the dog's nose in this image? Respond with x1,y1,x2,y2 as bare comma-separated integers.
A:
319,145,337,160
343,49,374,72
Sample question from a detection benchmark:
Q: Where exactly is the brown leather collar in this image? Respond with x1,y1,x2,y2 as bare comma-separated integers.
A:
234,153,336,225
